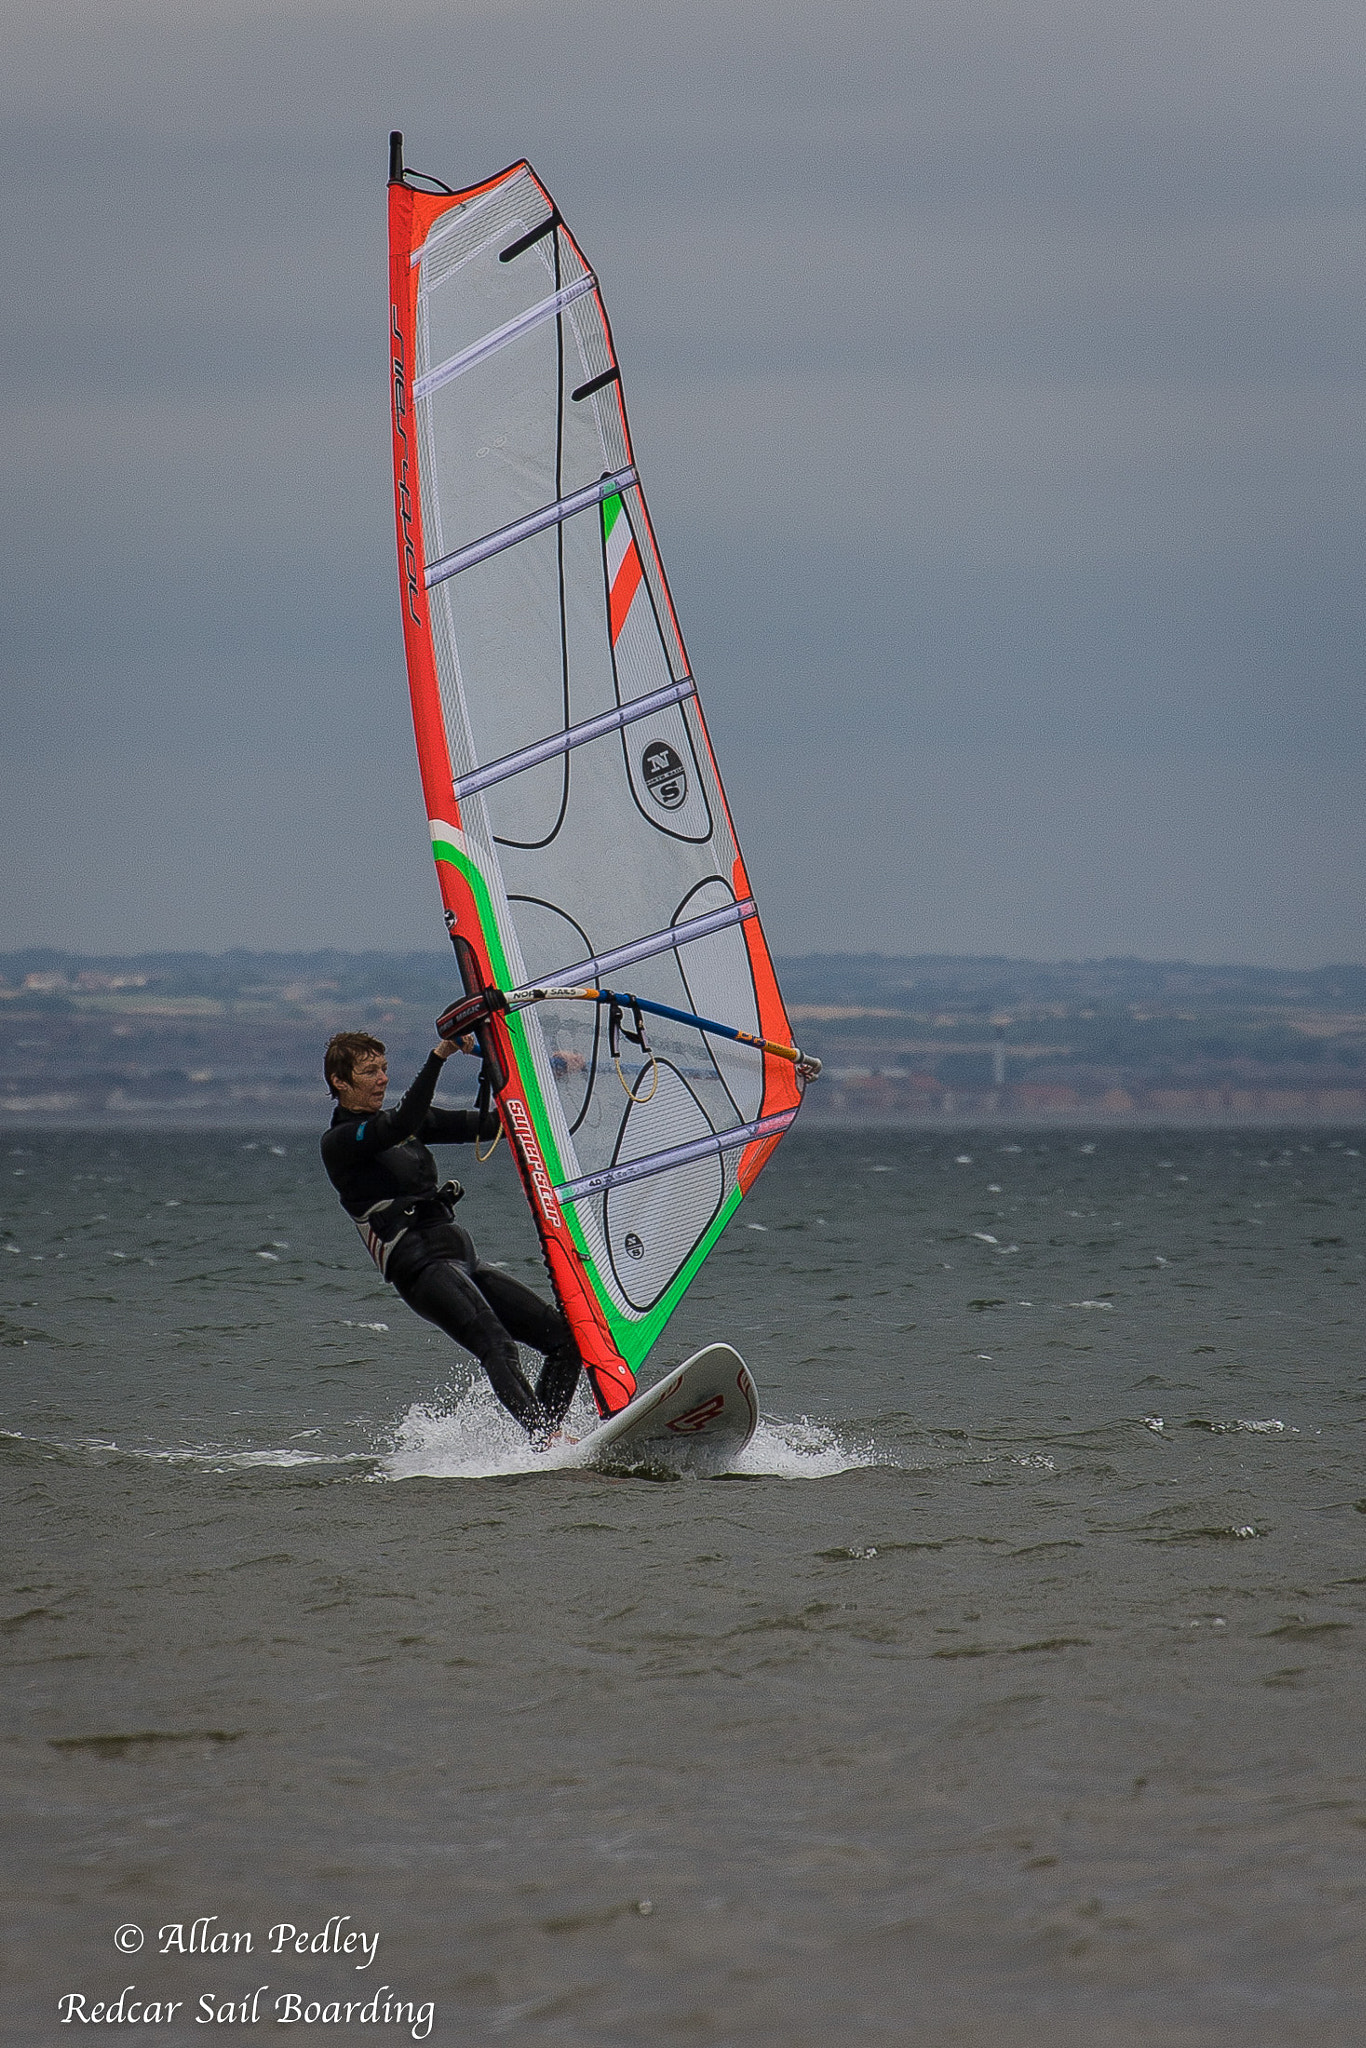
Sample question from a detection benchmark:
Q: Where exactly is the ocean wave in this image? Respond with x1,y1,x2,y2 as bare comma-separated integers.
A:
0,1428,373,1479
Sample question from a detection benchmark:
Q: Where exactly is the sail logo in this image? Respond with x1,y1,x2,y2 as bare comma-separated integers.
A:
505,1098,563,1229
666,1393,725,1434
390,308,421,625
623,1231,645,1259
641,742,686,809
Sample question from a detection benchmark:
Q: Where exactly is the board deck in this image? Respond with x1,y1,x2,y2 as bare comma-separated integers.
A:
575,1343,758,1477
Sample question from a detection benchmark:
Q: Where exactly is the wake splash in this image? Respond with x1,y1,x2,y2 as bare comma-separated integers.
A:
379,1385,884,1483
733,1416,884,1480
382,1384,582,1481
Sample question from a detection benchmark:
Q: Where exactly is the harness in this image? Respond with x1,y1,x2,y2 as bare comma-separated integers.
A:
353,1180,464,1279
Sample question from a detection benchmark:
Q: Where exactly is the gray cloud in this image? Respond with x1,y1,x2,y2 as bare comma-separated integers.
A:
2,0,1362,961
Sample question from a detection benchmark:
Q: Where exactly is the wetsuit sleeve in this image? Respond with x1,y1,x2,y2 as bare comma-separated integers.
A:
342,1053,446,1157
421,1105,502,1144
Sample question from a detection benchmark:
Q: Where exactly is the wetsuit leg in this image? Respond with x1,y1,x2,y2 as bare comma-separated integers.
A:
399,1259,544,1434
470,1264,582,1430
532,1346,582,1431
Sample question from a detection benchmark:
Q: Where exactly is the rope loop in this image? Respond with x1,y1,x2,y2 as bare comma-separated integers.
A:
474,1060,502,1162
614,1048,659,1104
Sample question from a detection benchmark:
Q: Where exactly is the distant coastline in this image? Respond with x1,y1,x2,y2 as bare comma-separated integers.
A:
3,948,1363,1128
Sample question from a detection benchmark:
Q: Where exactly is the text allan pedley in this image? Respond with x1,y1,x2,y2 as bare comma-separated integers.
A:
160,1918,378,1967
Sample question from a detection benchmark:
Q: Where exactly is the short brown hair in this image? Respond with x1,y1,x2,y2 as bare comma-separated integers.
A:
324,1031,386,1097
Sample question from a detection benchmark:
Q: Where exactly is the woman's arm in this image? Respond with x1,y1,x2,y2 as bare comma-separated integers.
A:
347,1041,460,1153
422,1036,499,1143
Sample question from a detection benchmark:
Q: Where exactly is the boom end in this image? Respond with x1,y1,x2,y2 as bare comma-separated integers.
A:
388,131,405,185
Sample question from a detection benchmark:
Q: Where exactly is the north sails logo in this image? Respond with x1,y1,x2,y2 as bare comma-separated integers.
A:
641,741,687,810
391,307,421,625
505,1099,563,1228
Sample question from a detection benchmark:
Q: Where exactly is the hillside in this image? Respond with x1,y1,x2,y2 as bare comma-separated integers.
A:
2,949,1363,1124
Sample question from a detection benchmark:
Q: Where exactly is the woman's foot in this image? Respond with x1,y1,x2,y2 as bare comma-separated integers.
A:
529,1423,580,1453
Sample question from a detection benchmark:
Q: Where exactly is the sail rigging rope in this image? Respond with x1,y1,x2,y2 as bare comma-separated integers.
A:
608,996,660,1104
473,1056,503,1162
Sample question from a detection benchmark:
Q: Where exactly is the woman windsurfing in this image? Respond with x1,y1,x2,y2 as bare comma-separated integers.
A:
320,1029,582,1442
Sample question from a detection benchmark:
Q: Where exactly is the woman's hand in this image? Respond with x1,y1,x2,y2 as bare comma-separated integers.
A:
434,1033,477,1061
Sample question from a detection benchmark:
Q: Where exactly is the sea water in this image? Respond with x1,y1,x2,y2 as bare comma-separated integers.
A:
2,1125,1364,2045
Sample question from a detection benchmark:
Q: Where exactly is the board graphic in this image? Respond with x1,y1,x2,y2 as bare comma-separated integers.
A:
575,1343,758,1477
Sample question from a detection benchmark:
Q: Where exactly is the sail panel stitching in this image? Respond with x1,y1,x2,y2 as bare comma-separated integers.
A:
410,182,511,268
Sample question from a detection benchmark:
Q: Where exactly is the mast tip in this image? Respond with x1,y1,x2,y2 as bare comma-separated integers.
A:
388,131,404,185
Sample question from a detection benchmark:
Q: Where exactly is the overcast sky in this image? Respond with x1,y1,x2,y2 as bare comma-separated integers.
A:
2,0,1361,965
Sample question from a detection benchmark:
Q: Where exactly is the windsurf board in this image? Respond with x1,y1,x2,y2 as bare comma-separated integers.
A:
576,1343,757,1477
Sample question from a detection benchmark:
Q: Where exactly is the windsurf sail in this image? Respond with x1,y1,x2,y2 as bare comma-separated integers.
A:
386,135,815,1417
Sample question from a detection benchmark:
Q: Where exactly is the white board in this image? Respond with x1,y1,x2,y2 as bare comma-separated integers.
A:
575,1343,757,1477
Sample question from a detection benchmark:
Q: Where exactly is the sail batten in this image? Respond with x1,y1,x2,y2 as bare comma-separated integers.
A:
414,274,598,400
499,209,560,263
454,678,696,798
389,154,807,1415
556,1111,798,1202
531,900,758,990
423,466,638,589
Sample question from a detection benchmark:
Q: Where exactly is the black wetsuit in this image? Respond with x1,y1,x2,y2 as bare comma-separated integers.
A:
321,1052,580,1436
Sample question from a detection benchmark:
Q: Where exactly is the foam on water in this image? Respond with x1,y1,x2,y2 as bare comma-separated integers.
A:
1188,1415,1291,1435
0,1427,373,1477
157,1446,375,1472
378,1386,885,1483
8,1402,883,1487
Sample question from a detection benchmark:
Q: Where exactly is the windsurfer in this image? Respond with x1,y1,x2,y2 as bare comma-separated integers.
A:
320,1031,582,1441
